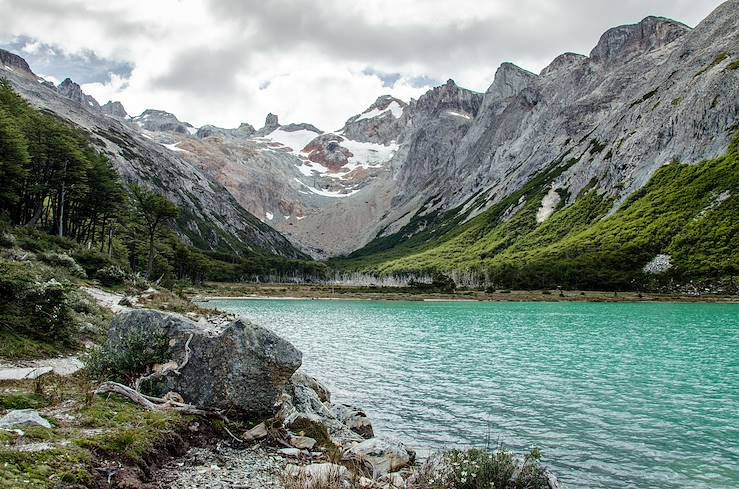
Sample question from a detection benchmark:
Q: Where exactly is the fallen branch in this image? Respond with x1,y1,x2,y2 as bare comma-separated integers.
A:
133,333,193,390
95,381,226,419
173,334,193,375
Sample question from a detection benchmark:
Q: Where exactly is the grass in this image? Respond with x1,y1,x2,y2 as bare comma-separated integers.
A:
0,374,189,488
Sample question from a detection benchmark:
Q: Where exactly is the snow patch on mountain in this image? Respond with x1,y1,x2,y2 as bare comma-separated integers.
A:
262,128,321,152
354,101,404,122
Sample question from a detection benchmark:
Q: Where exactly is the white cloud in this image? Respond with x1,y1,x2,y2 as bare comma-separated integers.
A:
0,0,725,129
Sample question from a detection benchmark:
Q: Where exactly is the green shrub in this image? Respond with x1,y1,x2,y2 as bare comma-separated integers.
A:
411,447,550,489
72,249,116,277
86,329,170,385
0,259,76,347
0,231,16,247
39,252,86,278
95,265,128,286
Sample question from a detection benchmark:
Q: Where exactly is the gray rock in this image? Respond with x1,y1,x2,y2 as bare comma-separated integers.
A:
57,78,100,111
254,112,280,136
289,435,317,450
242,422,269,441
340,95,407,144
196,122,255,139
277,370,364,447
132,109,194,134
347,438,413,475
106,309,302,417
0,49,34,76
278,447,305,458
0,410,52,429
101,100,128,119
330,403,374,439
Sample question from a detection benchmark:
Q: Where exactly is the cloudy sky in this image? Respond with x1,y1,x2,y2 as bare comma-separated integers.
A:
0,0,724,130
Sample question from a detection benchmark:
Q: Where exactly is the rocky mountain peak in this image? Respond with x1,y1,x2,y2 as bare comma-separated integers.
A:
340,95,406,144
253,112,281,137
280,122,322,134
365,94,407,114
196,122,256,140
133,109,194,134
265,112,279,128
57,78,100,110
0,49,35,77
589,16,691,66
412,79,483,119
486,62,538,101
101,100,128,119
540,52,587,77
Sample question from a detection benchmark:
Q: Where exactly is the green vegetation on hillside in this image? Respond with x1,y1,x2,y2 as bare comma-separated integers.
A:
0,80,326,356
336,133,739,291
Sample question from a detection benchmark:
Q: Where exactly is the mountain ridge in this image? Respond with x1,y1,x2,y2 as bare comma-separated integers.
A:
2,1,737,270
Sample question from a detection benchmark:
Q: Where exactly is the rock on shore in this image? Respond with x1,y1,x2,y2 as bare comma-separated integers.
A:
106,309,302,417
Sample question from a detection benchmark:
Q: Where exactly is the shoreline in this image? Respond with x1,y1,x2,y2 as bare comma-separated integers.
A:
191,284,739,304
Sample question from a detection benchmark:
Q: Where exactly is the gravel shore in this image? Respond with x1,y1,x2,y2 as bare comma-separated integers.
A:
155,444,287,489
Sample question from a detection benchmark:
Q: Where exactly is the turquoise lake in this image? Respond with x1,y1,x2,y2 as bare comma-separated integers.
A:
206,299,739,489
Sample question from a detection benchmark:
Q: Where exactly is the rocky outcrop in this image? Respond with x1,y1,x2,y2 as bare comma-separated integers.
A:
341,95,407,144
276,370,413,476
347,437,414,475
196,122,256,139
132,109,194,134
101,100,128,119
254,112,281,136
106,310,302,417
589,16,690,66
276,371,365,447
303,133,353,171
0,49,34,77
58,78,100,110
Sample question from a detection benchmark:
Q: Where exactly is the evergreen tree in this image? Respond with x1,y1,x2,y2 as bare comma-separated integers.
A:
131,186,179,278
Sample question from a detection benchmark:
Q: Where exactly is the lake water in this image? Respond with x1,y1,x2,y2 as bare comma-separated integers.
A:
206,299,739,489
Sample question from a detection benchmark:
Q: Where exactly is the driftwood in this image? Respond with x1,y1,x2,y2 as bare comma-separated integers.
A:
94,381,227,419
133,333,193,391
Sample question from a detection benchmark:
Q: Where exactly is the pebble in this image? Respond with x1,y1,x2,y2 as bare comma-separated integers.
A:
155,445,286,489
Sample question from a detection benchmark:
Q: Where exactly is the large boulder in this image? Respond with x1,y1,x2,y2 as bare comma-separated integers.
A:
106,310,302,417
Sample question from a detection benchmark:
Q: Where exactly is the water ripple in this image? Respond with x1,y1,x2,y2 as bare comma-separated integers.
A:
208,299,739,489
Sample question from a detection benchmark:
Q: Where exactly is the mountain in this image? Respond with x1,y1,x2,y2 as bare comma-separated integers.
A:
1,0,736,285
335,1,739,288
0,52,306,259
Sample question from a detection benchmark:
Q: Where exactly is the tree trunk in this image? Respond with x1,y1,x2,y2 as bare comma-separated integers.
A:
108,226,113,257
147,230,155,278
57,160,67,237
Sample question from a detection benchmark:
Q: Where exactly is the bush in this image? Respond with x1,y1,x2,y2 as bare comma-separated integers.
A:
95,265,128,286
0,259,76,346
86,329,170,385
0,231,16,247
72,249,116,277
411,447,550,489
40,252,87,278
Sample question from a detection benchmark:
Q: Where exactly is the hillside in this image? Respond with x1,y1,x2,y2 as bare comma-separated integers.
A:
0,50,305,260
334,133,739,290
